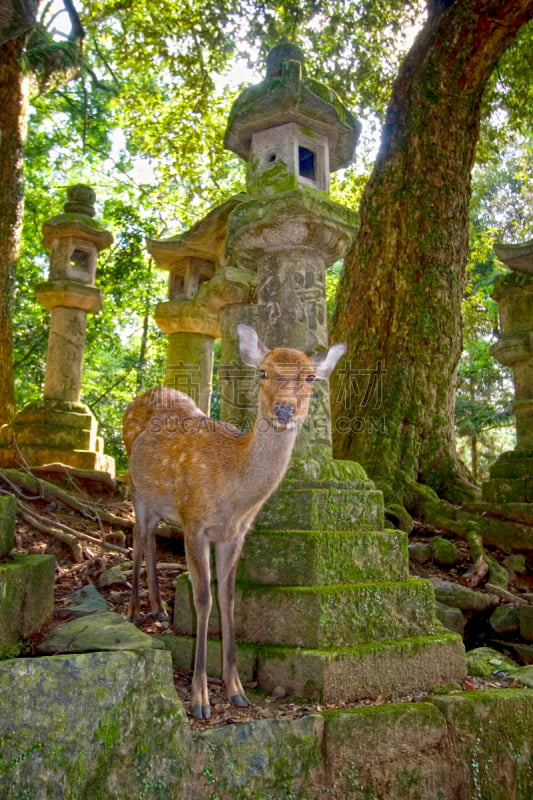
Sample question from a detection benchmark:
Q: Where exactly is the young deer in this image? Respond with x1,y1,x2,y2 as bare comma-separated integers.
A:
123,323,346,719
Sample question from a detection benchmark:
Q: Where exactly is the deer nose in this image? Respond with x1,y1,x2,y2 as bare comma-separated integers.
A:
274,403,296,425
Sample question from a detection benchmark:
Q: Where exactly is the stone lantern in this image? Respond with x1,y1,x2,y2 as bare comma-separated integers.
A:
225,40,361,465
0,185,115,476
147,195,257,417
482,239,533,504
38,184,112,404
171,41,466,704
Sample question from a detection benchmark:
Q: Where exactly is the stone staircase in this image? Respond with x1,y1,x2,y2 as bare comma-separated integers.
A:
171,464,467,702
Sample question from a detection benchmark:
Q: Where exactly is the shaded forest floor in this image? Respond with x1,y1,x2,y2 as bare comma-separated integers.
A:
2,467,530,729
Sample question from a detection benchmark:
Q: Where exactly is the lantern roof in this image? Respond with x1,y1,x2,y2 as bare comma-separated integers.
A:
224,39,360,171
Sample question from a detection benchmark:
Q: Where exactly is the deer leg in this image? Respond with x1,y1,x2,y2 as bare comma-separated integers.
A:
216,536,250,709
144,516,167,621
185,536,212,720
127,499,160,623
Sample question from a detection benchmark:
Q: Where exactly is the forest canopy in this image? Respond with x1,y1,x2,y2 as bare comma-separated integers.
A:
4,0,533,482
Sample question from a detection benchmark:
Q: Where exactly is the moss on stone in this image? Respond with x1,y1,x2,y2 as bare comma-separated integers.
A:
0,554,55,656
0,495,16,559
237,528,408,586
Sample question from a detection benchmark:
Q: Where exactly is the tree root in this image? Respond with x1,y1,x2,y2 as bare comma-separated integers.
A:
411,483,533,553
0,467,132,562
0,468,133,529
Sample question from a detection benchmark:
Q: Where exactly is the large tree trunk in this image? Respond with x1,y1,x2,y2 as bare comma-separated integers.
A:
331,0,533,504
0,33,28,425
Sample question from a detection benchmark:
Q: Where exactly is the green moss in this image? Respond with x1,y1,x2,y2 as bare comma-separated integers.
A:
197,715,323,799
433,689,533,800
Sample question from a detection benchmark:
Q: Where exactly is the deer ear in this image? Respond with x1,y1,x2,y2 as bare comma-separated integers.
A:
311,343,347,379
237,323,270,367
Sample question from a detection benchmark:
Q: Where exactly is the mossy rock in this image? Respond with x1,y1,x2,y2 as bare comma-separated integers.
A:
489,604,519,634
465,647,517,677
385,503,414,533
431,536,459,566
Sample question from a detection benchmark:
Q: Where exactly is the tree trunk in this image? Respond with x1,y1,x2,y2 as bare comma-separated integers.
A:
0,33,28,426
331,0,533,503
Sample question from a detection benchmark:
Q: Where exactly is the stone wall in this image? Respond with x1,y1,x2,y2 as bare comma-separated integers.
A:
0,648,531,799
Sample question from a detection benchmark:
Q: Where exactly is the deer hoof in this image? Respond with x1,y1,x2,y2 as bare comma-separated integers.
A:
230,693,251,708
192,703,211,720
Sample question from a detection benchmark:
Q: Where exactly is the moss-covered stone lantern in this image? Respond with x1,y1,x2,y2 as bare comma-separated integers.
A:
225,39,361,465
225,40,359,197
482,239,533,504
0,185,115,476
171,42,467,704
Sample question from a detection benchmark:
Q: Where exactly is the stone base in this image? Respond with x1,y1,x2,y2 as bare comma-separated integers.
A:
237,528,408,585
169,520,464,701
0,554,56,656
482,449,533,503
256,458,384,530
0,399,115,477
174,574,437,648
159,630,466,703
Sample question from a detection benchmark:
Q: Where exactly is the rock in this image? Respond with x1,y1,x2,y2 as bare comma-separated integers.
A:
56,583,108,617
512,665,533,688
485,583,525,604
435,601,465,635
485,555,509,589
466,647,518,677
36,611,165,654
98,565,129,587
431,537,459,566
504,554,527,574
519,604,533,642
385,504,414,533
408,542,432,564
0,649,190,798
489,605,519,634
0,553,55,657
431,578,497,611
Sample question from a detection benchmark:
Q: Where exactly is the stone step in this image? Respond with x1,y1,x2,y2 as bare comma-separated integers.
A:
255,486,384,531
173,575,437,648
12,422,95,450
0,446,115,476
0,554,56,657
237,528,408,586
158,630,466,704
488,450,533,480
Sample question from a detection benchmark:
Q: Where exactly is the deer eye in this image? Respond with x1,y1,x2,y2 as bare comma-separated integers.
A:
259,369,268,380
305,374,316,383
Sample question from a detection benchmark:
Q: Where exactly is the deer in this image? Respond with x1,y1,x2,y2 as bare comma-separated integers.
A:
123,323,346,720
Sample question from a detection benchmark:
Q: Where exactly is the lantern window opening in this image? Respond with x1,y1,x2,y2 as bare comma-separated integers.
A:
70,248,90,272
298,146,316,181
